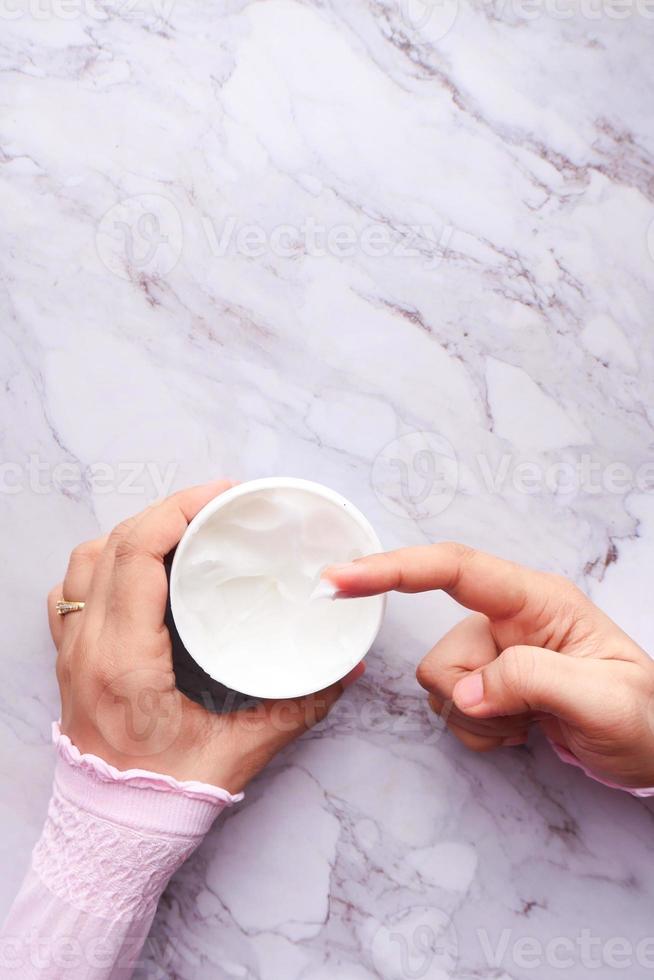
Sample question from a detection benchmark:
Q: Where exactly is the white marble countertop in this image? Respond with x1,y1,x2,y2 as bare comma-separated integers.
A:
2,2,654,978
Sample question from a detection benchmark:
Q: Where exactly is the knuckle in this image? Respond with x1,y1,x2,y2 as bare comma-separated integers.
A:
416,658,434,691
113,533,141,565
442,541,475,567
441,541,473,557
70,631,114,691
68,541,96,566
107,526,125,552
90,655,121,693
441,542,476,590
546,572,583,601
108,518,136,546
416,657,444,694
544,573,591,634
499,645,536,697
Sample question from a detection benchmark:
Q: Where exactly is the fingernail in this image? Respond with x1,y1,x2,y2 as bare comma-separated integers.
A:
312,564,358,600
309,578,340,600
341,662,366,688
453,673,484,709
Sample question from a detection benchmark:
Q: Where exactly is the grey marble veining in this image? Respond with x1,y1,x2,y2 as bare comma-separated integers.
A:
2,1,654,978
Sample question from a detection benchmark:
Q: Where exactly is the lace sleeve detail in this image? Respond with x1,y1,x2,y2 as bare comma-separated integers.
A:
0,727,242,979
26,724,243,920
32,784,200,921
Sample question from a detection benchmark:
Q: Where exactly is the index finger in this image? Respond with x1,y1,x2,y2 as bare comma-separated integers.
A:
105,480,234,633
324,542,561,621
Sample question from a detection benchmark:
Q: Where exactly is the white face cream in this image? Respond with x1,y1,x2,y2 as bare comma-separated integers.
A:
170,478,385,699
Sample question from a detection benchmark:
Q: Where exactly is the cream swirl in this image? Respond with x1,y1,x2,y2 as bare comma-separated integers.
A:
171,481,384,699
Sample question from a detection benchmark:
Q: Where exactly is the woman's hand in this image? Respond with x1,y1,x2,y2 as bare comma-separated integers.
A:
48,481,361,795
325,543,654,790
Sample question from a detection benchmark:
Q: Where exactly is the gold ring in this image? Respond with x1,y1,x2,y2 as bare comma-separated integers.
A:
56,599,86,616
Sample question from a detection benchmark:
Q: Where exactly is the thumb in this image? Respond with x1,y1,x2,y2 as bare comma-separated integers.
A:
452,645,597,722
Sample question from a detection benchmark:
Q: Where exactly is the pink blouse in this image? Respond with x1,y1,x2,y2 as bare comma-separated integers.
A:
1,726,651,980
0,725,242,979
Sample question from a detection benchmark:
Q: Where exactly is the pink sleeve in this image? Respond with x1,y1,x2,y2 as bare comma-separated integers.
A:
0,724,243,980
548,738,654,797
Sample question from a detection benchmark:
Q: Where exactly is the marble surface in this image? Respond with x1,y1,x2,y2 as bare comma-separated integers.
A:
2,1,654,977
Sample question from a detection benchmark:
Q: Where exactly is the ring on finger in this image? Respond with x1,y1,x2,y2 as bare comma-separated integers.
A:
56,599,86,616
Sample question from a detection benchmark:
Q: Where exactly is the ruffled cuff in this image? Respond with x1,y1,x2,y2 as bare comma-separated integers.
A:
549,738,654,799
52,722,243,836
26,724,244,923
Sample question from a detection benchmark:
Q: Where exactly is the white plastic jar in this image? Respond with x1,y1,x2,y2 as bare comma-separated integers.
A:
170,478,385,699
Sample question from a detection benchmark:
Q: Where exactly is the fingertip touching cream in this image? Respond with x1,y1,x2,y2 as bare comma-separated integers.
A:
170,478,384,699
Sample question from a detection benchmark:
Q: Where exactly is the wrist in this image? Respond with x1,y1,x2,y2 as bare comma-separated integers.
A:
548,736,654,798
53,722,243,816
